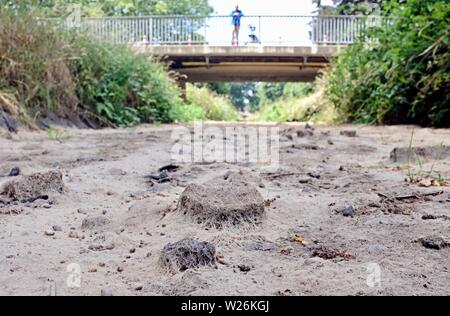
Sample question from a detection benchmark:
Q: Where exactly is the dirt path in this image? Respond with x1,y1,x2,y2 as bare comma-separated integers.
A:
0,123,449,296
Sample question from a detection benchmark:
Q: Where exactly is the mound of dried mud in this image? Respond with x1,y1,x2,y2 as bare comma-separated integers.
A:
160,238,216,273
0,170,65,202
178,179,265,229
390,145,450,163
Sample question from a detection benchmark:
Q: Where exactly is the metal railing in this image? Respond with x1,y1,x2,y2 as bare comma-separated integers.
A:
78,15,383,46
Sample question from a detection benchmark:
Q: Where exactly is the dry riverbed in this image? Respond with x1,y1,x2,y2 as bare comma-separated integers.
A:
0,123,449,296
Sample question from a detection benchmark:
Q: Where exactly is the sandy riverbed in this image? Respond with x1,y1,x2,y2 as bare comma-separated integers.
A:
0,123,449,296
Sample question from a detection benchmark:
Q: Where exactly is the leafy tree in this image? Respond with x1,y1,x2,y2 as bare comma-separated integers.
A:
205,83,260,112
258,83,286,105
257,82,314,105
312,0,384,15
206,83,231,96
283,83,314,98
334,0,383,15
0,0,213,16
229,83,260,112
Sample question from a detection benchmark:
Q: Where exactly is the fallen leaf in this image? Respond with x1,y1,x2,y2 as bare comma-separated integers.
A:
419,178,432,187
292,234,308,245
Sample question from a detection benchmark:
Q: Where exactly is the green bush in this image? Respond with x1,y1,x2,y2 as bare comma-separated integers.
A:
283,83,314,99
254,98,294,122
325,0,449,127
254,78,338,124
175,85,240,122
0,10,80,123
76,42,183,126
170,101,206,122
257,83,314,106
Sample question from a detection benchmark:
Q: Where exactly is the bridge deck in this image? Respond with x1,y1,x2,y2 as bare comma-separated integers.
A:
135,45,345,82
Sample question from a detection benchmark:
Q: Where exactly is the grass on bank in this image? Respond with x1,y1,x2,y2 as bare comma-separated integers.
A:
254,78,340,124
0,10,240,129
172,85,240,122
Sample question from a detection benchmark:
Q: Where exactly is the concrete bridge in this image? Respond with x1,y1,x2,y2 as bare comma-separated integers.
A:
79,15,381,83
135,45,344,82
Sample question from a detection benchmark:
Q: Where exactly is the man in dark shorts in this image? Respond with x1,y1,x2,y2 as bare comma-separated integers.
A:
231,5,244,45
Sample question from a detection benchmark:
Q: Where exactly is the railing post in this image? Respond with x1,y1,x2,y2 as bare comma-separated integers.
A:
258,16,262,44
204,17,208,45
149,17,153,45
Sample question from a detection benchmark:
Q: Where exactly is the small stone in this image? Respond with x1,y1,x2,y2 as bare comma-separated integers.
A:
420,237,449,250
115,228,124,235
238,264,251,272
134,284,143,291
244,242,277,252
297,130,314,137
8,167,20,177
52,225,62,232
81,216,111,230
311,246,340,260
307,172,321,179
101,288,113,296
88,244,102,251
223,170,232,180
88,268,97,273
129,248,136,254
89,242,115,251
68,231,79,239
44,230,55,236
98,262,106,267
149,170,170,183
342,206,355,217
158,164,179,172
117,266,124,273
42,203,52,209
105,243,115,250
340,130,357,137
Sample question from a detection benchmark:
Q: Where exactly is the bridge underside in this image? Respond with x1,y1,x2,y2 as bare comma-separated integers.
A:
171,60,324,82
136,45,344,82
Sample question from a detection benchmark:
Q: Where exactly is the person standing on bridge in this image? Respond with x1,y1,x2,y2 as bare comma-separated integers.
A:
231,5,244,46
